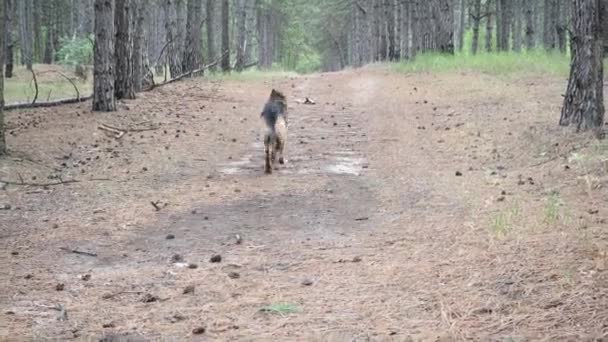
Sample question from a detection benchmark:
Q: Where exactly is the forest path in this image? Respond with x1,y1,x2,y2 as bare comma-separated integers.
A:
2,68,607,341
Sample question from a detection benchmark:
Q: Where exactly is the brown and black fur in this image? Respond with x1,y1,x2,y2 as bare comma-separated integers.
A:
260,89,288,174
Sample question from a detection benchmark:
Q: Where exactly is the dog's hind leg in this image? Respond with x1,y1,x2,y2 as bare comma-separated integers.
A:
264,137,272,174
277,138,285,165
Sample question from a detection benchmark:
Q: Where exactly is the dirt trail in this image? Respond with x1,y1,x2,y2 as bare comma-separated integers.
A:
2,68,607,341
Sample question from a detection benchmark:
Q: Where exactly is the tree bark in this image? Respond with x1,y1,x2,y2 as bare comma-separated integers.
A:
3,0,14,77
184,0,203,73
234,0,247,70
164,0,182,77
205,0,216,71
471,0,482,55
18,0,34,69
93,0,116,112
555,0,567,53
543,0,556,50
114,0,135,99
0,0,6,154
512,0,523,52
560,0,604,131
524,0,536,50
132,0,145,91
220,0,229,72
485,0,493,52
496,0,510,51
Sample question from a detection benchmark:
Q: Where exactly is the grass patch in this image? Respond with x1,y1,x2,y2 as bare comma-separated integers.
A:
489,212,511,237
259,302,301,315
489,202,521,237
4,65,92,104
5,79,92,104
393,50,571,77
544,191,562,224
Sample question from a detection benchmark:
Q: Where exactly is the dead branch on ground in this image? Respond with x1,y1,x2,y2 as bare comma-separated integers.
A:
0,179,79,187
60,247,98,257
152,50,229,89
5,96,92,111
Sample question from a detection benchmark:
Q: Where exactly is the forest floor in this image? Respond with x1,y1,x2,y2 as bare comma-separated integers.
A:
1,65,608,341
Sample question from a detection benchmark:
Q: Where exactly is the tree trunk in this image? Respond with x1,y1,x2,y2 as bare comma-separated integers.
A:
555,0,567,53
454,0,465,51
220,0,229,72
524,0,535,50
435,0,454,54
164,0,182,77
560,0,604,131
485,0,493,52
0,0,6,154
41,0,55,64
132,0,145,91
402,0,410,59
243,0,255,64
234,0,247,70
184,0,203,73
496,0,510,51
114,0,135,99
93,0,116,112
512,0,522,52
18,0,34,69
543,0,555,50
385,0,396,60
205,0,216,70
3,0,14,77
471,0,481,54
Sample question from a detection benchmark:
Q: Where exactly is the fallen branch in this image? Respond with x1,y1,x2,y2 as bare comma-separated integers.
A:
102,291,144,299
5,95,92,111
55,71,81,100
29,68,39,105
98,125,126,139
153,50,229,89
98,123,158,139
0,179,79,187
60,247,98,257
242,60,258,69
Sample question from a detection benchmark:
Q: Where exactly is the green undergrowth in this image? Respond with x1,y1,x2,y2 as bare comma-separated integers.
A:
393,50,571,77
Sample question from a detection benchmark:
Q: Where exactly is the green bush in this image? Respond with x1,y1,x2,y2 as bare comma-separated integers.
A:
56,36,93,66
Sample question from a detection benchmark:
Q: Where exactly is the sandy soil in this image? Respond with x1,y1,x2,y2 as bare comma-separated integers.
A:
1,66,607,341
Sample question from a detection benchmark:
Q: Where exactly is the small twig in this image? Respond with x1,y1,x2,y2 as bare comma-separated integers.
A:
60,247,98,257
34,303,68,321
0,179,79,187
150,201,162,211
102,291,144,299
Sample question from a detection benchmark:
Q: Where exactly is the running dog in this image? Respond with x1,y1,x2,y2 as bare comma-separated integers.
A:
260,89,288,174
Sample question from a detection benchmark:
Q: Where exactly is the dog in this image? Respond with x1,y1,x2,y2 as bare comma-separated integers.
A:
260,89,288,174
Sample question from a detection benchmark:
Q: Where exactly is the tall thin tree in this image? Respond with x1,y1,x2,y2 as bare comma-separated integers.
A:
0,0,6,155
184,0,203,73
93,0,116,112
3,0,14,77
220,0,229,72
114,0,135,99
